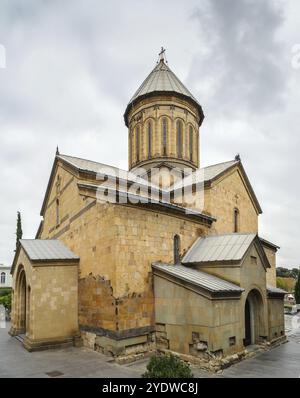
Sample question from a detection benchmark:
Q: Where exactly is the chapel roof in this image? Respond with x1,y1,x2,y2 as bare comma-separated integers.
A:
152,263,244,295
17,239,79,262
182,233,270,268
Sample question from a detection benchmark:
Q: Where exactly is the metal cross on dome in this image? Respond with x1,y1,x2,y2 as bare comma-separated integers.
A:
159,47,167,62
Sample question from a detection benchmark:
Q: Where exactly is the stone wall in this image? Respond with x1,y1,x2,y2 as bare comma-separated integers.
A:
127,94,201,170
268,298,285,341
153,274,243,357
206,167,259,234
10,247,79,351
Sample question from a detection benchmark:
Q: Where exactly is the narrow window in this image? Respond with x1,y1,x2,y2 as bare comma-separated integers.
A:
162,118,167,156
129,130,133,164
56,199,60,226
189,126,193,161
177,120,183,158
234,208,239,233
0,272,5,284
174,235,181,264
148,121,152,158
136,126,140,162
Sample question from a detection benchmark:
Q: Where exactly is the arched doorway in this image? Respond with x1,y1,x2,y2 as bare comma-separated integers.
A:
244,289,265,346
18,269,27,334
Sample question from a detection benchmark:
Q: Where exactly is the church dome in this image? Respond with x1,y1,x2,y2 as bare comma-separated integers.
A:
124,54,204,127
125,50,204,172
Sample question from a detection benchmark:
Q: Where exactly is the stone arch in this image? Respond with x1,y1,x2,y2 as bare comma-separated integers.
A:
244,288,266,346
14,264,28,335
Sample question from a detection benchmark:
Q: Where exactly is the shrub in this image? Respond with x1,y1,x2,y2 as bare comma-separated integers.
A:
0,292,12,311
142,353,193,378
0,288,11,297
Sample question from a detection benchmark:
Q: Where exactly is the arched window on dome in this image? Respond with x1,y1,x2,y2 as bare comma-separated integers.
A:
0,272,5,285
189,126,194,161
147,121,152,159
177,120,183,158
162,118,168,156
136,126,140,162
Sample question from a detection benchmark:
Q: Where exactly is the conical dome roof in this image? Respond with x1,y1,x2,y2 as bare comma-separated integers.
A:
124,59,204,126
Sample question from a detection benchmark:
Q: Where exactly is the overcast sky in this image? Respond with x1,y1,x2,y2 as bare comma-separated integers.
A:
0,0,299,268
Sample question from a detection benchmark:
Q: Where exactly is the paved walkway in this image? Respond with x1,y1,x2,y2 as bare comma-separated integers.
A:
1,313,300,378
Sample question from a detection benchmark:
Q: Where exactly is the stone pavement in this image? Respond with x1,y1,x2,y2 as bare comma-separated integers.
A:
1,313,300,378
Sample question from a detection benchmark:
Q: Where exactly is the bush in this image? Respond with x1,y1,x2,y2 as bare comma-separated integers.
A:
0,292,12,312
142,353,193,378
0,288,11,297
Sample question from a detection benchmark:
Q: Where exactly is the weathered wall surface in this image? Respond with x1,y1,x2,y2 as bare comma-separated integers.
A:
154,274,243,357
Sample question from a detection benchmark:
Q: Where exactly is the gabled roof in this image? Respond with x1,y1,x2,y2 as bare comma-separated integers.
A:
19,239,79,262
182,233,270,269
124,60,204,126
260,237,280,251
172,159,239,191
172,159,262,215
152,263,244,295
182,233,256,264
267,285,287,297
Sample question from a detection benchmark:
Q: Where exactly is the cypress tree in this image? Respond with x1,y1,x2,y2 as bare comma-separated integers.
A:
15,211,23,251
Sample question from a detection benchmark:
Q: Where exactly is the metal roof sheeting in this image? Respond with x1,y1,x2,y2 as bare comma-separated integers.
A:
182,233,256,264
20,239,79,262
152,263,244,294
267,285,287,295
128,60,200,107
172,160,238,191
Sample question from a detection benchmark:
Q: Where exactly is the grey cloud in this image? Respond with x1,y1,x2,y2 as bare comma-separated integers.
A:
190,0,286,116
0,0,299,269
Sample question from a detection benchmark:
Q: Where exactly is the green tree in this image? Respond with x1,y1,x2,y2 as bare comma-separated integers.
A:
15,211,23,251
295,269,300,304
142,354,193,378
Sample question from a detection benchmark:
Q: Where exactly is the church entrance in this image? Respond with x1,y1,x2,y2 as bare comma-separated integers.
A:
244,289,264,346
15,266,28,335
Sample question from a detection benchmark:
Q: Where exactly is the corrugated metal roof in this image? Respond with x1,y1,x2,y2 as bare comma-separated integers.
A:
59,154,238,195
20,239,79,261
182,233,256,264
172,160,238,191
152,263,244,294
128,60,200,106
57,154,161,190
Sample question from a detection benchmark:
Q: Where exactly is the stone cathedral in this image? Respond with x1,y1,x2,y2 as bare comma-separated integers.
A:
10,50,285,363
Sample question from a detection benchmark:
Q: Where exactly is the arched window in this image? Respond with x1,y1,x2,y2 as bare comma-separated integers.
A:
56,199,60,226
162,118,168,156
189,126,194,161
177,120,183,158
234,208,239,233
0,272,5,284
147,121,152,158
174,235,181,264
136,126,140,162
